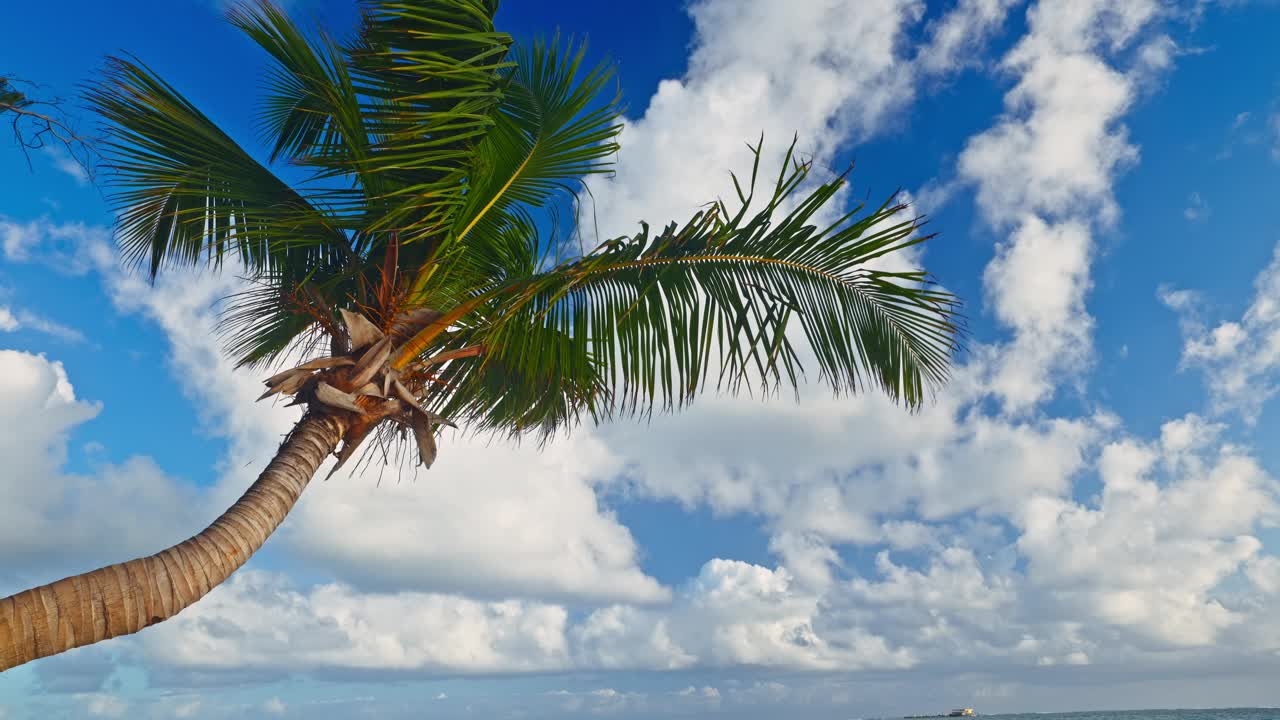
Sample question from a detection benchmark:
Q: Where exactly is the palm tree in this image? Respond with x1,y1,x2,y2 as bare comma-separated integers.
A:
0,0,962,671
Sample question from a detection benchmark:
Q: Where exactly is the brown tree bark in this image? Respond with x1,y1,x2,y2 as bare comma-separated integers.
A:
0,412,347,671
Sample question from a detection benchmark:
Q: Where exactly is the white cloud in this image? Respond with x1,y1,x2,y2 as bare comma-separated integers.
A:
0,215,111,274
917,0,1022,76
1184,190,1210,221
574,558,916,672
133,560,913,675
140,570,574,673
599,378,1100,544
0,304,85,343
1163,242,1280,422
980,217,1095,409
1246,555,1280,594
955,0,1162,412
263,697,287,715
0,350,210,592
852,547,1014,613
958,27,1142,226
80,693,128,718
585,0,927,237
41,145,89,186
1016,414,1277,648
1135,34,1177,75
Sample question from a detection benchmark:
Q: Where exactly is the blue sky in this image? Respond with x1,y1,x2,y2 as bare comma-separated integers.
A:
4,0,1280,718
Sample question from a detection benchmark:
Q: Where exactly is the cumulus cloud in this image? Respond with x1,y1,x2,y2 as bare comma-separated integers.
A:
956,0,1160,412
980,218,1095,409
584,0,927,236
137,570,573,674
133,560,915,676
0,350,209,592
1017,414,1277,648
1163,242,1280,422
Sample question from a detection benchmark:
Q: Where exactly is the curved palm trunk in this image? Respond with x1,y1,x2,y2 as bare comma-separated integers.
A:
0,412,346,671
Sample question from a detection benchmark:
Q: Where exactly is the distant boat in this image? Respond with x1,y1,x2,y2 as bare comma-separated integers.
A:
903,709,977,719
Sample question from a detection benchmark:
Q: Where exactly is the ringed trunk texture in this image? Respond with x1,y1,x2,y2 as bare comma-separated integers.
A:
0,412,347,672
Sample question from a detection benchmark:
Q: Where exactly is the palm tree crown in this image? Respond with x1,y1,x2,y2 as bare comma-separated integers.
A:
88,0,962,469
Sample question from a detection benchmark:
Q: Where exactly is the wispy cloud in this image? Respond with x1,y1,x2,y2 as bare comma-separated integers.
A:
1271,110,1280,161
1184,190,1210,221
0,304,85,343
916,0,1022,76
41,146,89,186
0,215,112,275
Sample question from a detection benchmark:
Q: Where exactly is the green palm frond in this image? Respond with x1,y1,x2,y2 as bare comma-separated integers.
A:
429,319,608,438
228,3,372,178
86,56,354,280
404,34,623,324
350,0,514,242
440,140,962,436
450,36,622,246
219,277,327,368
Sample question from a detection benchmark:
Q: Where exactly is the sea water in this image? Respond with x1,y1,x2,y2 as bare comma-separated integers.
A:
953,711,1279,720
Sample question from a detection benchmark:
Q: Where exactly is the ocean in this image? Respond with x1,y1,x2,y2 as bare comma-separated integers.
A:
921,707,1280,712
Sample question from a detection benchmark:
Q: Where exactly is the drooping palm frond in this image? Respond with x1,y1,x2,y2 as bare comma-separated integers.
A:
91,0,520,366
230,0,516,250
86,56,356,281
426,140,962,437
426,319,608,438
229,3,374,183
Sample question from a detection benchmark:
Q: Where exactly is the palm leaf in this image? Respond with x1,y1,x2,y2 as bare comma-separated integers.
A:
450,35,623,245
403,34,623,325
432,140,962,436
229,3,374,186
86,56,355,280
349,0,514,244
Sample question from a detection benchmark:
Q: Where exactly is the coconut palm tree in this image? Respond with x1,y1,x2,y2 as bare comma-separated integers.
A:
0,0,962,671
